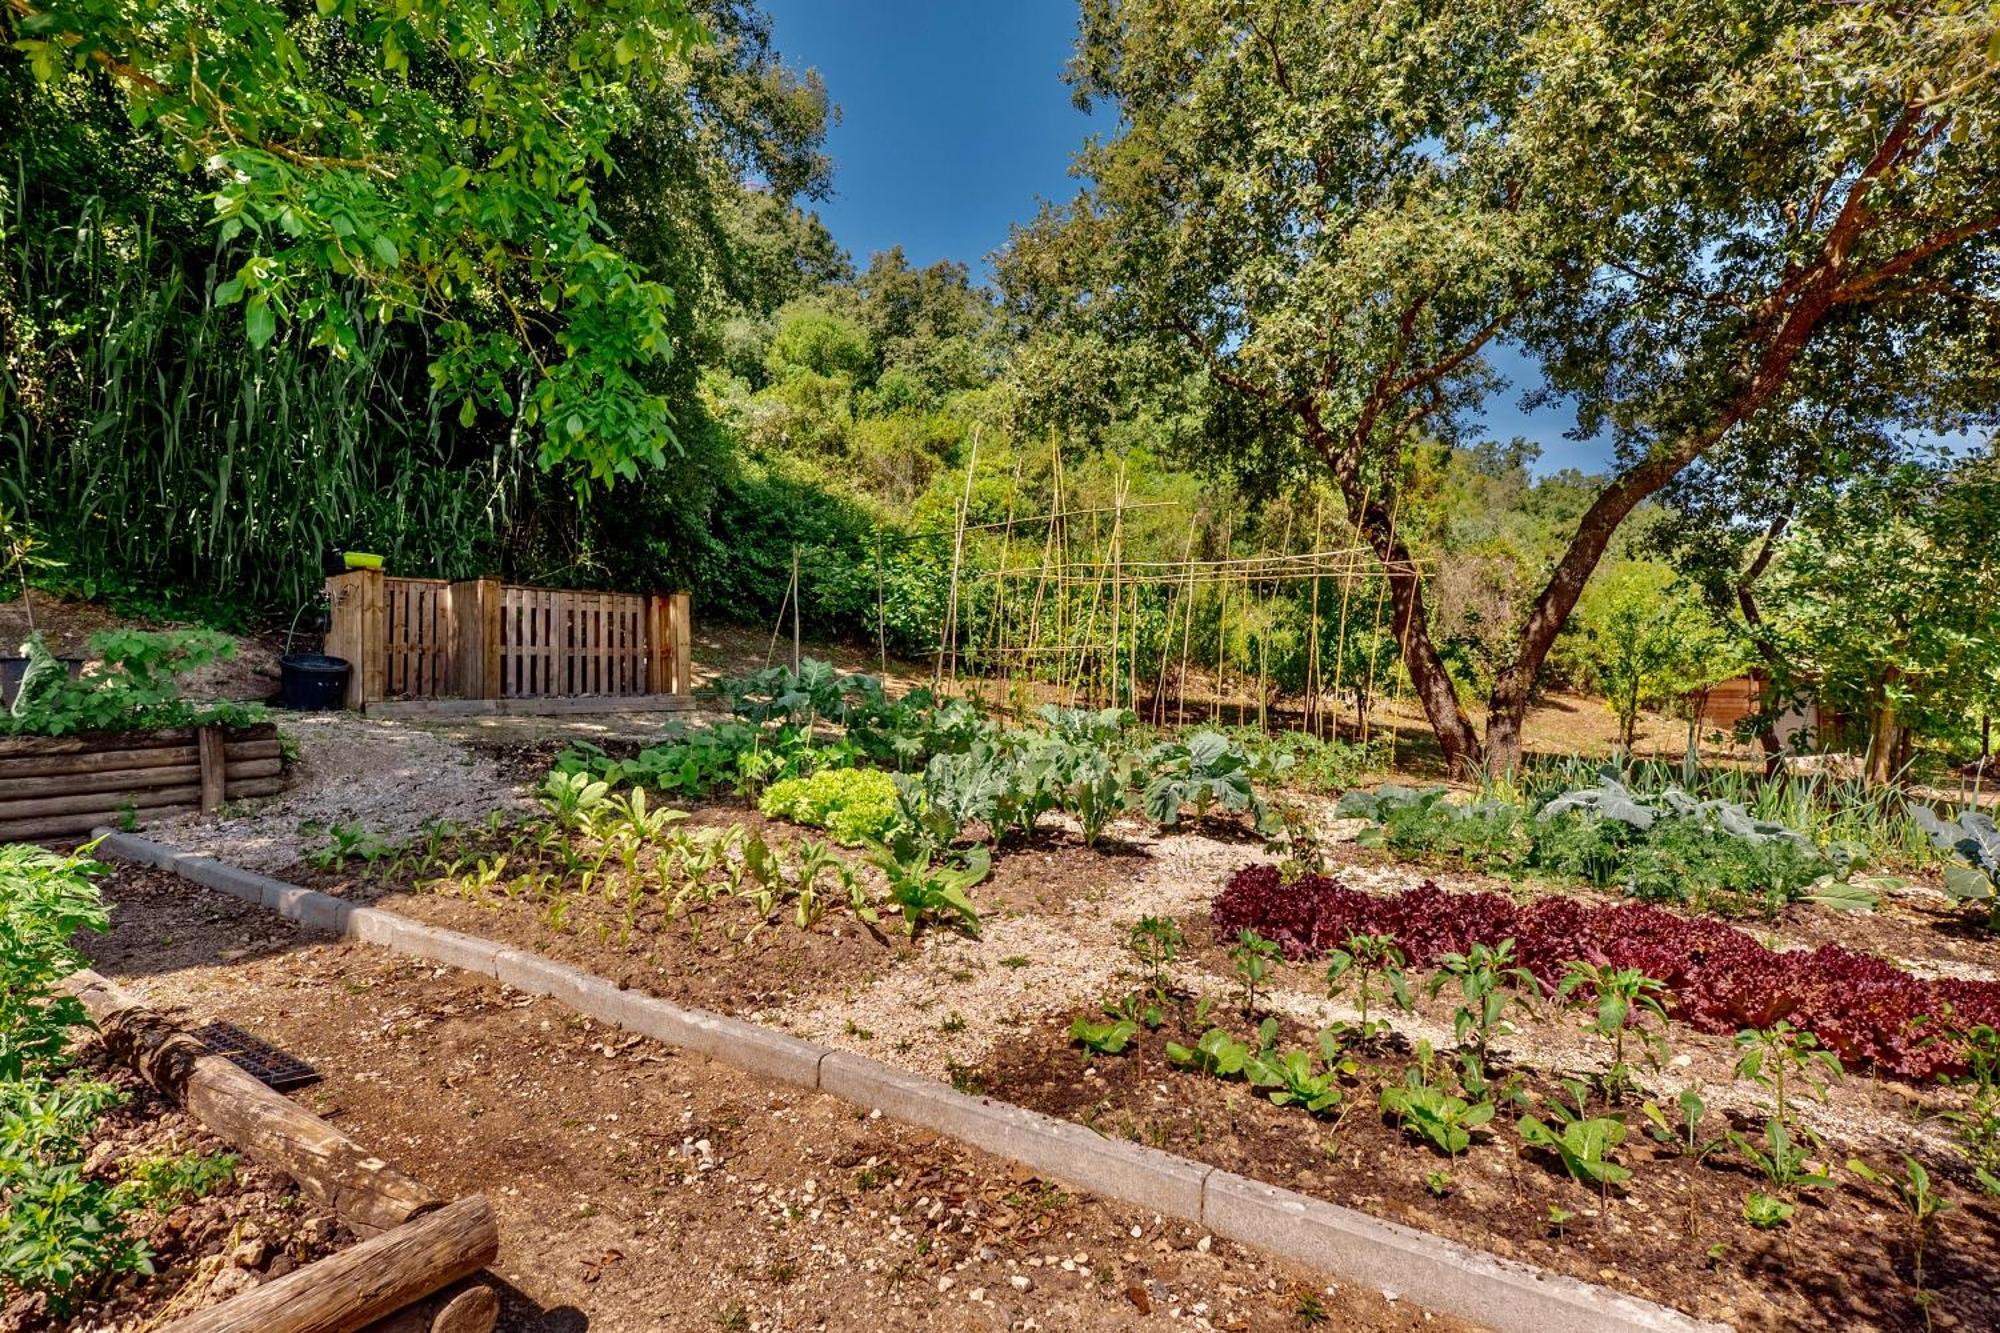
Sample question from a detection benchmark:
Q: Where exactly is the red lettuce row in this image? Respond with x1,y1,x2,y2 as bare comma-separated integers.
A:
1212,864,2000,1081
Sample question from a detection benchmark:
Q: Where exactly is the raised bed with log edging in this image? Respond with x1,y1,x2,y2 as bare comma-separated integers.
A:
0,722,283,842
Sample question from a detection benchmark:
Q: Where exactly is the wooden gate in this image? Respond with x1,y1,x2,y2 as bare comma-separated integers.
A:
499,587,653,699
326,571,690,710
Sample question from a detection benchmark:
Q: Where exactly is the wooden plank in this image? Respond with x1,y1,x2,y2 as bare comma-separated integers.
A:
361,570,387,706
666,591,692,695
222,738,282,763
542,590,556,698
645,595,666,695
0,729,193,759
0,725,272,760
480,578,501,700
222,757,282,782
223,776,287,800
197,725,226,813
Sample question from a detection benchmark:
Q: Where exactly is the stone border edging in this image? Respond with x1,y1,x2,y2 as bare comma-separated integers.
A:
93,829,1724,1333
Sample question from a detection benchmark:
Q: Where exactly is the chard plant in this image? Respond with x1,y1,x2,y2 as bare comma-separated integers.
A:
1379,1067,1494,1159
1070,1015,1139,1057
1518,1080,1631,1204
538,771,613,831
1167,1024,1258,1078
863,843,988,938
1742,1191,1794,1230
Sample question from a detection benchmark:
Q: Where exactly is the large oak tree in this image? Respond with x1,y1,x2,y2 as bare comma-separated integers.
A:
1002,0,2000,775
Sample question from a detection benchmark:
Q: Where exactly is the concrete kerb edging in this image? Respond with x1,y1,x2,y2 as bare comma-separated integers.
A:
92,828,1724,1333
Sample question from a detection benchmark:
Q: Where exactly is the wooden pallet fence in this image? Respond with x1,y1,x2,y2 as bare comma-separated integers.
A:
327,571,689,709
0,723,283,842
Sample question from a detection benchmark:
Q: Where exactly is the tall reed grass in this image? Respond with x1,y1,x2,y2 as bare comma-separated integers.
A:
1,189,528,620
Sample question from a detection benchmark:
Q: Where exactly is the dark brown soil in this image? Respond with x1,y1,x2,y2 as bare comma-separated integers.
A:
974,1001,2000,1333
78,864,1468,1332
282,802,1149,1022
1,1058,347,1332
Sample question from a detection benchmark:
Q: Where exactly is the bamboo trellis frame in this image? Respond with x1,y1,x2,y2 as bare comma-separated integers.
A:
891,435,1434,730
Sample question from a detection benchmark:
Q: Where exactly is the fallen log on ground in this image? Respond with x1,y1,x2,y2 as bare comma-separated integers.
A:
66,969,440,1235
357,1278,502,1333
153,1195,499,1333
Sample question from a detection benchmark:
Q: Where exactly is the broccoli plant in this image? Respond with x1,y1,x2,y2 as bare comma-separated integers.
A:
1909,803,2000,930
1142,730,1260,828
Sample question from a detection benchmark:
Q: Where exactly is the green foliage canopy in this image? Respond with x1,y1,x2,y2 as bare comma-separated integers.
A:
7,0,704,482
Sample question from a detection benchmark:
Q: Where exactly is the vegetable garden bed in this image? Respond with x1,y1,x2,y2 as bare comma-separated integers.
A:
277,787,2000,1330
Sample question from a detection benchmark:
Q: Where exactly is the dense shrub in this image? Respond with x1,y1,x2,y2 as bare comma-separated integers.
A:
1212,865,2000,1081
759,767,904,846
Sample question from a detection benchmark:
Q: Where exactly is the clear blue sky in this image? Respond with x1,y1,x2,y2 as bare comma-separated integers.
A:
759,0,1608,474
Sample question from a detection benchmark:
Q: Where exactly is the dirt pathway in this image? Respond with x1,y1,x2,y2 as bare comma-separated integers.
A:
81,866,1470,1333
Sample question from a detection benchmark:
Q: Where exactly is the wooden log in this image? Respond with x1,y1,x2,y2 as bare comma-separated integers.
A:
221,738,282,763
0,722,275,760
0,744,199,779
0,729,196,759
0,783,204,821
356,1279,500,1333
222,775,286,800
0,805,198,842
154,1196,498,1333
67,971,441,1235
197,725,226,814
0,763,200,800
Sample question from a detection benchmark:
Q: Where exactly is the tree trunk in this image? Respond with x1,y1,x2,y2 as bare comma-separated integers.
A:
1864,701,1900,787
1303,414,1483,776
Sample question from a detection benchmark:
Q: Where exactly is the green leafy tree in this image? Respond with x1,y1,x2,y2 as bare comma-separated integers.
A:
1002,0,2000,776
7,0,703,483
1756,455,2000,781
1574,564,1737,753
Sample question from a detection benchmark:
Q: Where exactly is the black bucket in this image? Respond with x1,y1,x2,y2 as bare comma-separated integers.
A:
279,653,350,711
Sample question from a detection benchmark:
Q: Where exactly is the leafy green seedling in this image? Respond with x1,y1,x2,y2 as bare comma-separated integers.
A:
1742,1191,1794,1229
1519,1114,1631,1190
1070,1016,1139,1057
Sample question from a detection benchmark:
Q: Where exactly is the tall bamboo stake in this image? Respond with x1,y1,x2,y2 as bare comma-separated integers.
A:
937,426,982,692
